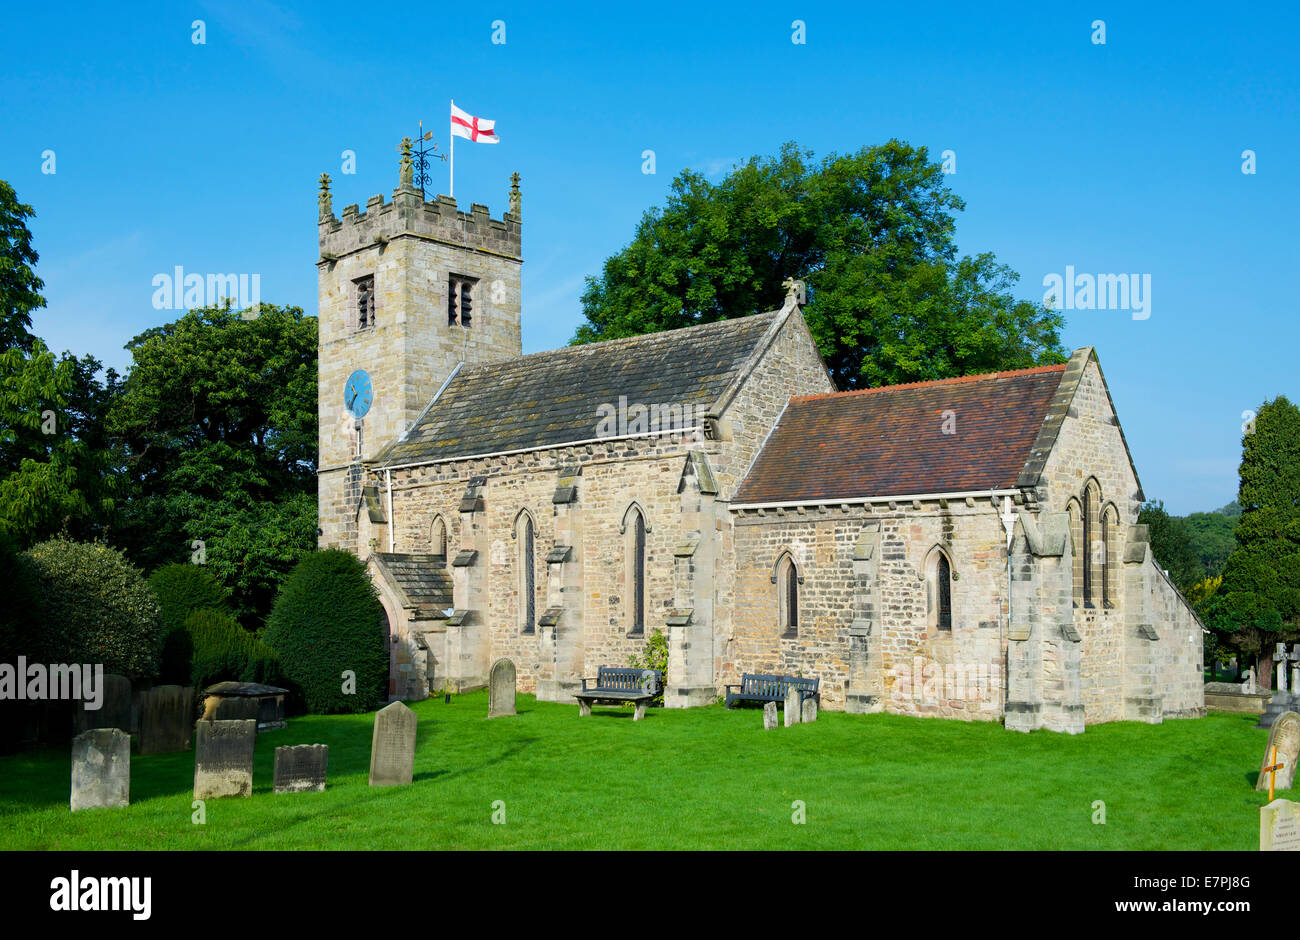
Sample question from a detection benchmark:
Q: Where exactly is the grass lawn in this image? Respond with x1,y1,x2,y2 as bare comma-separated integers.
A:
0,694,1280,850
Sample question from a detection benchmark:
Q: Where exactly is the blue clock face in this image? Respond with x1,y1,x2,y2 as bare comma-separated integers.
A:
344,369,373,419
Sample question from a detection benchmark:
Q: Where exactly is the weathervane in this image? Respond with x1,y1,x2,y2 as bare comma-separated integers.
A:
412,120,448,200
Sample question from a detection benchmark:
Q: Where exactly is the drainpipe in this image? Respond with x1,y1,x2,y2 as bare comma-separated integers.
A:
385,468,394,552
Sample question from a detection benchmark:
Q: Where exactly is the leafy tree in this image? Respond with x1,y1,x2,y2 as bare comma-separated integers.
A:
108,305,318,625
574,141,1067,388
265,549,388,714
1181,509,1238,580
149,563,232,684
1137,500,1201,592
1205,396,1300,689
0,180,45,353
187,607,280,691
25,537,163,678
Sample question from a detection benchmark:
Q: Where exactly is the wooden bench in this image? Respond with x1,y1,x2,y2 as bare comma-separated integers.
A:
725,674,819,710
574,667,663,721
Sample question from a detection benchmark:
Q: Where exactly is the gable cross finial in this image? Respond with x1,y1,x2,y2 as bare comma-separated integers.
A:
782,277,806,307
509,171,521,217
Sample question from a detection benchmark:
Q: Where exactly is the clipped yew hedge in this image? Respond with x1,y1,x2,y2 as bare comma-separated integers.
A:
149,562,232,684
264,549,388,714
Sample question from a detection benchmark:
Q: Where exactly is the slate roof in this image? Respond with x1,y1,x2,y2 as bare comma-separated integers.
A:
373,312,783,467
371,553,453,615
733,364,1069,505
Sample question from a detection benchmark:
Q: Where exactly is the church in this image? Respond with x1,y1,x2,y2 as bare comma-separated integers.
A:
315,144,1205,734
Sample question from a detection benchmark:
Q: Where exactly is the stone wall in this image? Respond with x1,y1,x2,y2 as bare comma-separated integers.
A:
731,500,1007,719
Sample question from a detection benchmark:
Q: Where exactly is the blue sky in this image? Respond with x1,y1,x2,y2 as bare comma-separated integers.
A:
2,1,1296,514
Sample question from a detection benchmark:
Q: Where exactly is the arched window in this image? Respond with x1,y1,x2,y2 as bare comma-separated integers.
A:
516,512,535,634
1081,486,1093,607
430,515,447,559
623,505,647,635
925,546,955,632
1101,504,1119,609
776,553,799,637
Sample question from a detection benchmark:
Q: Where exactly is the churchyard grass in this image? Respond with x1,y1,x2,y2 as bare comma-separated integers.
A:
0,695,1278,850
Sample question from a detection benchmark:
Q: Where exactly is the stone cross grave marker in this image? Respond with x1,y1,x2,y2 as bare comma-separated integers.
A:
1261,798,1300,851
273,744,328,793
488,658,517,718
193,719,257,799
784,685,802,727
74,674,132,735
1256,711,1300,796
763,701,778,730
140,685,194,754
70,728,130,811
369,701,417,786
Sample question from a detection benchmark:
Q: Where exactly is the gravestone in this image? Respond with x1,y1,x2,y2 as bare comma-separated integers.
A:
784,686,802,727
193,719,257,799
1260,799,1300,851
140,685,194,754
488,658,517,718
801,696,819,723
763,701,778,730
74,674,132,735
70,728,130,811
369,701,417,786
1256,711,1300,793
273,744,328,793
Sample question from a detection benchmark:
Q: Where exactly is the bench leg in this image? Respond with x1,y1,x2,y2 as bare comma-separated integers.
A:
633,702,646,722
578,699,592,717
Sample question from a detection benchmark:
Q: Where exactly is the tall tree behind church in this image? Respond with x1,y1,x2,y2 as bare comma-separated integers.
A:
1205,396,1300,689
108,305,318,626
574,141,1067,388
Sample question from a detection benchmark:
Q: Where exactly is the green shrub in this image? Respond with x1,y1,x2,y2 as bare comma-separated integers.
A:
149,563,232,684
628,628,669,706
25,538,162,678
264,549,388,714
187,607,281,690
0,529,43,663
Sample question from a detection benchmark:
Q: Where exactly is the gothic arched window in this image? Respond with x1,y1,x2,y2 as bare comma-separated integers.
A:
776,553,799,638
430,515,447,559
516,512,535,634
926,546,954,632
623,505,647,636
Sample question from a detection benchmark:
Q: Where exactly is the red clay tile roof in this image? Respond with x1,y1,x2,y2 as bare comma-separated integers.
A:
733,365,1068,505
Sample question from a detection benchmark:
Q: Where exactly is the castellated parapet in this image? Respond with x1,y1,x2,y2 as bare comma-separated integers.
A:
319,189,521,262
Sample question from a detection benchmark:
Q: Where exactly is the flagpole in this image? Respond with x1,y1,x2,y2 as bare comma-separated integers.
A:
449,98,455,199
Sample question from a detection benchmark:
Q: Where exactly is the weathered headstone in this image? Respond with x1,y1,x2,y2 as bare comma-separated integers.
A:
369,701,417,786
139,685,194,754
763,701,778,729
70,728,130,811
784,686,802,727
488,658,517,718
273,744,328,793
1261,798,1300,851
74,674,132,735
801,696,819,723
1257,711,1300,792
193,719,256,799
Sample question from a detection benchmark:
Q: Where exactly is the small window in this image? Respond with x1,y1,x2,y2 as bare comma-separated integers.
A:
430,516,447,559
623,505,647,636
936,554,952,632
353,275,375,330
1081,486,1093,608
518,513,535,634
448,275,476,327
777,553,799,638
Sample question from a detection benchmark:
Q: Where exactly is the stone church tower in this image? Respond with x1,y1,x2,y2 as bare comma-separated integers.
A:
316,140,523,549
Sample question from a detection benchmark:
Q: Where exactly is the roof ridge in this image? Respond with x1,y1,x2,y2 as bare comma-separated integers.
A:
458,310,783,376
791,363,1068,402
